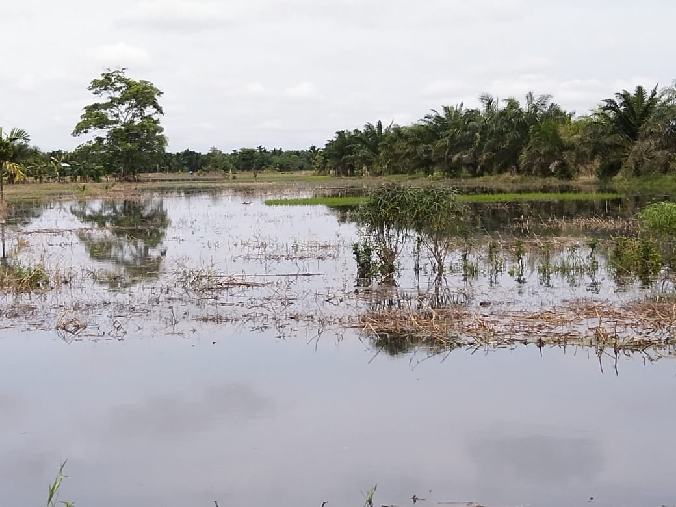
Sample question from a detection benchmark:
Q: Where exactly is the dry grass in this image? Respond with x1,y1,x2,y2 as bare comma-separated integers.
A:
357,299,675,354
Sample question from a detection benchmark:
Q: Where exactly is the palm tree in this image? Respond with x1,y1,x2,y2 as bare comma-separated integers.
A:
0,127,30,200
600,85,659,141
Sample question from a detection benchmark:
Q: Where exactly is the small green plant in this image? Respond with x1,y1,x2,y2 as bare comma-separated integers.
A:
353,240,374,282
611,236,663,283
486,240,504,286
639,202,676,236
537,242,553,287
47,461,74,507
461,246,479,280
510,240,527,284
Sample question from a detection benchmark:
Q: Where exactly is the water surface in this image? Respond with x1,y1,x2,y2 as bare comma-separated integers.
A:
0,190,674,506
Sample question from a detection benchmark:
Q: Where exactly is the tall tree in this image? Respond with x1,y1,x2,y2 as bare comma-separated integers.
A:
72,68,166,180
600,85,659,142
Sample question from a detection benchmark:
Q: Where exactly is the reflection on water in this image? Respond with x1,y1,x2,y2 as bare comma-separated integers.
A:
70,199,169,286
1,332,675,507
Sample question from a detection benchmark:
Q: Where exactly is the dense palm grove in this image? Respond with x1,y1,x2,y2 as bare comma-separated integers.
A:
320,84,676,180
1,81,674,183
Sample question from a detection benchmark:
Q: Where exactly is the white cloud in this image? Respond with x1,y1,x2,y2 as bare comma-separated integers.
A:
253,120,283,130
420,80,475,98
1,0,674,151
121,0,238,32
283,82,321,99
242,82,268,96
88,43,151,67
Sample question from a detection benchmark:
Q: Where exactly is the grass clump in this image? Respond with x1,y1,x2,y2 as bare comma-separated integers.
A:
638,201,676,236
610,237,663,282
0,262,49,291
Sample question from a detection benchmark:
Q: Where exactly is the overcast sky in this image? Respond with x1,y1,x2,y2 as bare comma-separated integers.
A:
1,0,674,152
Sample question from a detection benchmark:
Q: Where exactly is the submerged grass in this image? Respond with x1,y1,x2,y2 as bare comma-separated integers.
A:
265,192,621,207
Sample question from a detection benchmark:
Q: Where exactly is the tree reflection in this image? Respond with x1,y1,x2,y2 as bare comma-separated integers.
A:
70,199,169,287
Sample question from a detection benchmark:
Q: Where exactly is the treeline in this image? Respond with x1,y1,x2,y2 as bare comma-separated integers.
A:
318,85,676,180
159,146,318,174
2,69,675,184
0,144,319,183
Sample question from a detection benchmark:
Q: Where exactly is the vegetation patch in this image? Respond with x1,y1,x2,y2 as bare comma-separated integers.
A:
610,237,665,282
0,262,49,292
265,191,621,207
357,300,675,356
639,201,676,235
265,196,368,207
457,191,620,203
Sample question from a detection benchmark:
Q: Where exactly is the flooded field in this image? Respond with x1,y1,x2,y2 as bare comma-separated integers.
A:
1,188,675,506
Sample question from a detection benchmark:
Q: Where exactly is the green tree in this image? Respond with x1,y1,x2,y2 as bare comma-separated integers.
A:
0,127,30,199
623,84,676,176
600,85,660,142
593,85,662,178
72,68,167,180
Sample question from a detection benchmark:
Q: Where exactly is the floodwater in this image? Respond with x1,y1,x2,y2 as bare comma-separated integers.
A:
0,190,675,506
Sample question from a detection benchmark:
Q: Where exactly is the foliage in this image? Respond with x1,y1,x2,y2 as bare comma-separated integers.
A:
0,127,30,195
600,85,660,142
72,68,166,180
357,185,468,281
320,84,675,181
610,237,663,283
352,240,374,283
638,201,676,235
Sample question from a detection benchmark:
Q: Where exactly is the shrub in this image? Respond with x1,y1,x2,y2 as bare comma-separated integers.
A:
639,201,676,236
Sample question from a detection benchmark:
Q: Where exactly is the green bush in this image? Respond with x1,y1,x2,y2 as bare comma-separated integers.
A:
639,201,676,236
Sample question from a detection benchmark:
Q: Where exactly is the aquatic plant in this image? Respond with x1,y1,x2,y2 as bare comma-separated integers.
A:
352,240,374,283
357,185,468,281
639,201,676,236
486,240,505,286
610,237,662,283
0,262,49,292
509,240,527,284
47,461,74,507
460,244,479,281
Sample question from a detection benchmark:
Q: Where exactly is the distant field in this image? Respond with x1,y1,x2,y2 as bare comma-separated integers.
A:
1,170,672,201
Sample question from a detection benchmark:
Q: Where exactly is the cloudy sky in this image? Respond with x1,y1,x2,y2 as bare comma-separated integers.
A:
1,0,674,152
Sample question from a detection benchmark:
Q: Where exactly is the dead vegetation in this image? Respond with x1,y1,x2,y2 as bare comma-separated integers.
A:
178,269,268,293
356,298,675,355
